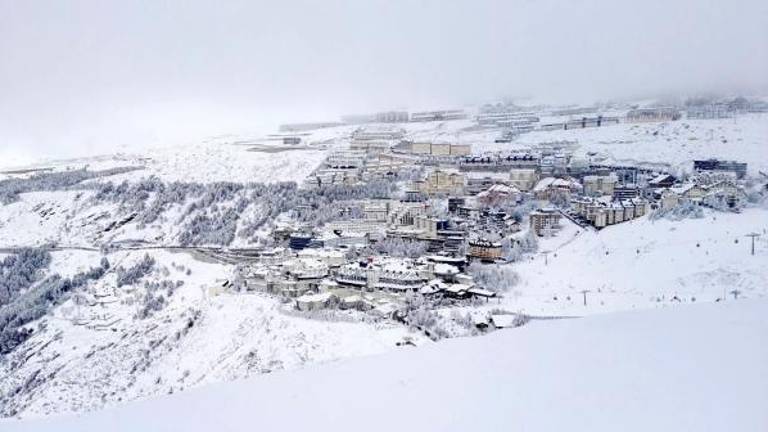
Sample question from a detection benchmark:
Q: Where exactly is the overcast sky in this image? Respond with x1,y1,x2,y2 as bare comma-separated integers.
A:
1,0,766,166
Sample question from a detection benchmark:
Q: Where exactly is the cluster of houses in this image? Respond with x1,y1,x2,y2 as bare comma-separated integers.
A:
237,248,498,316
339,109,468,125
569,197,648,228
253,101,763,319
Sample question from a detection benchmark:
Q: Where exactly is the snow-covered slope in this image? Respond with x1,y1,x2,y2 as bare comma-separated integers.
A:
0,125,357,184
5,300,767,432
474,113,768,175
0,249,423,418
1,110,766,424
494,207,768,316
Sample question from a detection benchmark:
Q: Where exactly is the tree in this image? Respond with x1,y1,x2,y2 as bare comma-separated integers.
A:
467,262,519,293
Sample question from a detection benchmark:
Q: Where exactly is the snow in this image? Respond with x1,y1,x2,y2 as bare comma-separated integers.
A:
2,105,767,424
489,313,517,327
0,249,425,418
1,124,361,185
495,208,768,316
4,300,766,432
475,113,768,175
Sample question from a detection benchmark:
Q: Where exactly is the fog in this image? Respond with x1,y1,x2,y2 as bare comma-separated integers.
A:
1,0,766,166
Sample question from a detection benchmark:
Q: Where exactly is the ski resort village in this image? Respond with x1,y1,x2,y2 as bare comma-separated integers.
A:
1,96,767,423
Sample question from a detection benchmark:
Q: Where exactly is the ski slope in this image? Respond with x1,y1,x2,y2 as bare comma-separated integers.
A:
496,207,768,316
5,300,766,432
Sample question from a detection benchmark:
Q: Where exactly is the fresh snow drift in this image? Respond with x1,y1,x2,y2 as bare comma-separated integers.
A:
5,300,767,432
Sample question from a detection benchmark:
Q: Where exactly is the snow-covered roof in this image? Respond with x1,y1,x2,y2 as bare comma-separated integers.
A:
297,248,345,259
670,183,695,194
477,184,520,198
340,294,363,304
465,171,511,181
649,173,674,184
434,263,460,275
468,287,496,297
533,177,580,192
296,292,336,303
444,284,471,294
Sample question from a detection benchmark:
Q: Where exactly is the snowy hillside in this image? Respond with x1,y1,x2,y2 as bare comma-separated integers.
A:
473,113,768,175
1,106,766,421
489,207,768,316
0,248,424,417
0,125,359,184
4,300,766,432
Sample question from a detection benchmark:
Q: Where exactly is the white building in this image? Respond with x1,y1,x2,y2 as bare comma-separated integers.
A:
296,292,338,311
583,174,618,197
335,258,434,293
284,258,329,280
296,249,347,268
509,168,540,191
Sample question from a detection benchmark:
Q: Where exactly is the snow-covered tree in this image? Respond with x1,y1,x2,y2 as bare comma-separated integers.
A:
467,262,520,292
116,254,156,287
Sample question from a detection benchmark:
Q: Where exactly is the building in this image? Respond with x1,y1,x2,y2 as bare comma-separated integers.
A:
686,104,732,120
583,174,618,196
647,174,676,188
344,111,410,124
284,258,329,280
509,168,540,191
448,197,466,213
475,183,520,207
349,139,392,154
663,176,747,209
408,141,471,156
325,150,366,169
465,172,513,195
467,239,502,262
613,185,640,201
389,201,430,226
693,159,747,179
533,177,582,201
660,189,681,209
550,107,598,116
375,111,409,123
402,189,427,203
296,249,346,268
289,233,313,250
349,127,405,155
625,108,681,123
415,169,466,195
410,110,467,122
304,168,361,189
459,154,538,172
324,220,387,237
282,136,302,145
352,127,405,141
272,278,317,298
414,215,449,239
335,258,433,293
362,200,391,222
571,197,648,228
539,116,619,130
475,112,539,127
529,208,562,236
539,154,569,177
296,292,338,312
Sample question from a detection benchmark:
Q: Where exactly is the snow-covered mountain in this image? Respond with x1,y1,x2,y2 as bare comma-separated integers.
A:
1,109,766,422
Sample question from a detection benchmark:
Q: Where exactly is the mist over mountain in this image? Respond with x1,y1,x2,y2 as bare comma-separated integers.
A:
1,0,766,166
